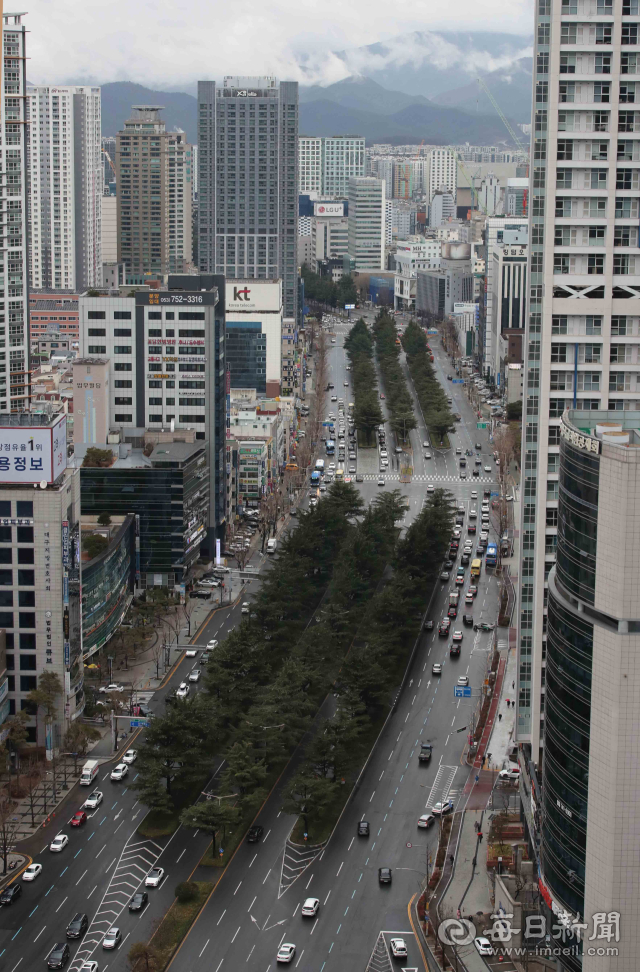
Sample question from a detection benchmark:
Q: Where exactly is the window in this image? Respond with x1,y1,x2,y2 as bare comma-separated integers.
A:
17,548,33,564
551,344,568,363
178,330,205,337
87,328,106,336
113,328,131,337
178,312,206,321
148,414,163,423
114,380,132,388
114,413,132,422
19,655,36,671
16,501,32,517
148,329,162,337
148,397,162,405
114,363,132,371
611,316,627,335
20,676,37,692
88,345,106,354
19,613,35,629
113,311,131,320
87,311,106,320
148,312,161,320
179,346,205,355
113,346,131,354
114,397,132,406
17,526,33,543
18,591,35,607
179,414,206,423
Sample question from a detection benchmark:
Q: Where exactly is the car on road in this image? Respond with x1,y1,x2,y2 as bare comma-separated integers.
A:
247,825,264,843
471,490,478,499
23,863,42,881
424,619,434,630
468,585,478,597
472,468,479,477
465,592,474,605
189,669,201,682
440,571,450,581
198,578,221,588
455,573,464,586
457,676,469,686
185,648,198,657
207,639,219,650
418,743,432,763
432,663,442,675
176,682,189,700
390,938,408,958
47,942,70,969
129,890,149,912
474,937,494,956
447,374,453,380
110,763,128,781
484,465,492,473
377,477,385,486
418,814,436,829
343,381,349,386
474,621,495,631
424,451,431,459
49,833,69,852
277,943,297,963
145,867,165,887
463,614,474,626
427,484,435,493
79,964,98,972
475,442,481,449
499,767,521,782
439,619,450,636
70,810,87,828
102,927,122,950
432,800,454,815
123,749,137,764
301,897,320,916
355,474,364,483
380,392,385,399
452,630,463,642
98,683,124,694
0,882,22,904
83,790,103,810
378,867,392,884
422,441,430,448
66,913,89,939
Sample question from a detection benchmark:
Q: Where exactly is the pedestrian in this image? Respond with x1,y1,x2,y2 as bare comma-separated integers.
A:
505,698,510,707
450,854,455,866
498,713,502,722
512,680,515,689
478,832,483,843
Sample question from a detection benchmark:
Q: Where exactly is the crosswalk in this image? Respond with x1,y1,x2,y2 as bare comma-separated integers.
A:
361,473,498,484
424,764,459,811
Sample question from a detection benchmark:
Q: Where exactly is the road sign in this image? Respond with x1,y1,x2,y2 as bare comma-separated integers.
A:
406,841,412,848
345,304,356,309
130,719,150,728
452,379,464,384
454,686,472,698
476,422,488,429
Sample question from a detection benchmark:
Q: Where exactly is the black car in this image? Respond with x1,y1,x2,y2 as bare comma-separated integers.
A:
0,882,22,905
475,443,481,450
47,943,70,969
378,867,392,884
247,825,264,843
418,743,433,763
443,559,454,570
463,615,474,626
358,821,370,836
129,891,148,912
424,619,434,630
66,913,88,938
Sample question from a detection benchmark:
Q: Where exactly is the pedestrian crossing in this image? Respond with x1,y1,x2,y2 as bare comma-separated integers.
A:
424,764,459,811
360,473,498,484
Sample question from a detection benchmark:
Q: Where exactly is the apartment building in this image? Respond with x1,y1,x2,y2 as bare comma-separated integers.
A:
299,136,322,194
427,147,457,203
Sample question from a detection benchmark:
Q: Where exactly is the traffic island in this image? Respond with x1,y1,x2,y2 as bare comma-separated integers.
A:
135,880,213,970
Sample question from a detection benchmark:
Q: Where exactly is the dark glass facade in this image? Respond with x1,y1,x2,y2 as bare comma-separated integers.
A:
556,440,599,605
82,516,135,658
226,321,266,393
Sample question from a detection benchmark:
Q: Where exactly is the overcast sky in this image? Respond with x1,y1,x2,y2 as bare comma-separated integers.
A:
25,0,533,89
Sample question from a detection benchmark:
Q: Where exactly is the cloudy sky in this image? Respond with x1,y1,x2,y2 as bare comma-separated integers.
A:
25,0,533,90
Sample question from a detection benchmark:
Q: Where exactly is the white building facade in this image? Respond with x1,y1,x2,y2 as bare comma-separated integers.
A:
427,147,457,203
299,136,322,194
348,177,385,271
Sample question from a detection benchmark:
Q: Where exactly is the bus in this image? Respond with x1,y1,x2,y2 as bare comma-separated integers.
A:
486,543,498,568
326,439,335,455
335,468,344,482
311,471,321,486
470,558,482,579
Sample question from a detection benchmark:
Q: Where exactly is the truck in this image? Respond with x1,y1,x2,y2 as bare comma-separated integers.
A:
310,471,321,486
315,459,325,474
486,543,498,568
266,538,277,554
449,591,459,608
80,759,99,786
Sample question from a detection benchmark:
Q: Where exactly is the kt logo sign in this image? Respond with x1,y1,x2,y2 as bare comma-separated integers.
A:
233,286,251,301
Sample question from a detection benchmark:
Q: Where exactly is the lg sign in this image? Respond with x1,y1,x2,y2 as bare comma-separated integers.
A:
313,202,344,217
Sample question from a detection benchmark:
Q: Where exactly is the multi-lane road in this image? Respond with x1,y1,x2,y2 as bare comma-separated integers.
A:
1,317,502,972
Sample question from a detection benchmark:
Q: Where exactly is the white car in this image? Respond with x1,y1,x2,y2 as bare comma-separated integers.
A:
189,669,201,683
197,579,220,588
110,763,128,781
457,676,469,686
422,441,429,449
469,508,477,518
499,767,521,782
206,639,219,650
145,866,165,887
49,833,69,852
474,937,493,956
23,863,42,881
418,814,436,829
301,897,320,916
377,477,386,487
99,683,124,694
241,602,250,614
484,465,492,473
471,490,478,499
276,943,296,963
427,484,435,493
176,682,189,699
83,790,103,810
80,963,99,972
390,938,408,958
122,749,137,765
185,649,197,658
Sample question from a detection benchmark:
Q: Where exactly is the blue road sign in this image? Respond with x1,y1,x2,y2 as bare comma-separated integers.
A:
454,686,472,698
130,719,150,728
452,379,464,384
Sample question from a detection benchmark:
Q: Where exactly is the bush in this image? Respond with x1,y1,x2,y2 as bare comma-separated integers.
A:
175,881,199,903
97,511,112,526
82,447,114,468
82,533,109,558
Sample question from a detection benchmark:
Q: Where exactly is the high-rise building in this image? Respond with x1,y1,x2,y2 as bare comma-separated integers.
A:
429,190,456,227
393,162,414,200
299,136,322,194
520,0,640,763
427,147,457,204
116,106,193,279
1,13,30,412
321,136,365,197
348,177,385,271
26,86,102,291
490,240,527,381
522,409,640,967
197,77,299,319
478,218,528,380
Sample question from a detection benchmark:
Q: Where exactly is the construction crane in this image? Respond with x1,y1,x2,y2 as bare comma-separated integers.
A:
476,76,528,156
102,147,116,180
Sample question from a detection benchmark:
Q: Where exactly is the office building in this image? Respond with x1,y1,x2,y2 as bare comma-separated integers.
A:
519,0,640,769
116,106,193,278
299,136,322,194
416,244,473,319
348,177,385,271
101,191,117,264
0,410,82,744
197,77,298,320
27,85,102,291
322,136,365,198
225,279,283,396
505,177,529,216
0,633,8,737
394,239,439,311
490,241,527,382
393,162,414,200
2,14,30,412
427,147,457,204
80,515,135,658
29,291,79,344
478,218,528,380
429,190,456,228
520,409,640,968
313,215,349,267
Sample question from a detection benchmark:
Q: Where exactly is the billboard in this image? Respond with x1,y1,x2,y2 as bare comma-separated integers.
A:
226,279,283,313
0,415,67,484
314,202,344,217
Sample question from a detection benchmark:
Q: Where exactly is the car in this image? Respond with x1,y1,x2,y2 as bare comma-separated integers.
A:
469,585,478,597
474,621,495,632
475,457,482,466
79,964,99,972
390,938,408,958
422,441,430,448
213,565,231,574
476,544,486,556
145,867,165,888
432,800,454,815
395,446,403,454
66,913,89,939
189,669,201,683
452,630,463,642
439,620,450,636
83,790,103,810
122,749,137,765
447,374,453,380
469,508,477,518
463,614,474,626
47,942,70,969
475,442,482,449
440,571,450,582
455,447,462,455
197,578,220,588
457,676,469,686
424,451,432,459
102,926,122,950
461,553,470,565
484,465,492,472
110,763,128,781
23,862,43,882
49,833,69,853
301,897,320,916
277,943,297,963
129,890,149,912
0,882,22,904
380,393,385,399
377,477,386,486
432,663,442,675
499,767,521,782
481,503,490,513
474,937,494,956
455,573,464,586
419,743,432,763
378,867,392,884
418,813,436,829
331,395,338,401
471,490,478,499
355,474,364,483
472,468,479,477
452,528,461,539
176,682,189,700
444,559,454,570
343,381,349,386
70,810,87,827
465,592,474,605
424,619,434,630
247,825,264,843
427,484,434,493
460,470,467,478
207,639,219,650
98,683,124,694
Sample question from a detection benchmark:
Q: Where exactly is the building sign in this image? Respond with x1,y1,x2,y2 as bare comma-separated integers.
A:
0,414,67,484
560,421,600,455
226,280,282,314
141,292,218,306
61,520,70,568
314,202,344,217
147,338,205,345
